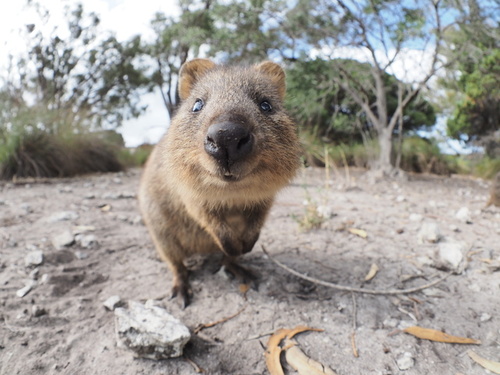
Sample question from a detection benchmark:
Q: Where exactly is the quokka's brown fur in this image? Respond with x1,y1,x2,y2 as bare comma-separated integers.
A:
138,59,301,306
486,172,500,208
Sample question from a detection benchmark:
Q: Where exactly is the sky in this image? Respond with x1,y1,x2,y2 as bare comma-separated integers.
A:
0,0,179,147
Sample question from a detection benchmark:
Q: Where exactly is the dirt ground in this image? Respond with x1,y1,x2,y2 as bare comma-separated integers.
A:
1,167,499,375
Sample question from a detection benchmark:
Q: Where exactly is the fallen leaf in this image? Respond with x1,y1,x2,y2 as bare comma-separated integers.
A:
265,326,324,375
364,263,379,281
403,326,481,344
468,350,500,374
100,204,111,212
348,228,367,239
239,283,250,294
284,340,337,375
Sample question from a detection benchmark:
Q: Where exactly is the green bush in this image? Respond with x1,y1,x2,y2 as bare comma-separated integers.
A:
399,136,458,175
0,130,124,179
117,143,153,167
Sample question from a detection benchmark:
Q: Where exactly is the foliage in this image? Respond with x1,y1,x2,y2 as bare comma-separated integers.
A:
1,3,148,134
0,130,124,180
117,144,154,167
286,59,436,144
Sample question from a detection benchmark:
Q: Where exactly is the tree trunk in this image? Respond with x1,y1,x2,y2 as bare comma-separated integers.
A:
377,127,394,175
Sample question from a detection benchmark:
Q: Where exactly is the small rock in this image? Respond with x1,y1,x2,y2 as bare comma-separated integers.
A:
383,318,399,329
316,205,334,219
449,224,460,232
104,295,123,311
114,300,191,359
76,234,97,249
29,267,40,279
74,251,89,260
73,225,96,234
32,305,47,317
25,250,44,267
437,239,466,270
397,352,415,371
396,195,406,202
16,280,36,298
480,313,492,322
418,222,441,244
409,213,423,222
455,207,472,224
132,216,143,225
51,231,75,250
47,211,79,223
84,193,96,200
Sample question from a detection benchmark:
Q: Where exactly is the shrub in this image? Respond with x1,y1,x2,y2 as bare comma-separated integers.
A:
0,130,124,180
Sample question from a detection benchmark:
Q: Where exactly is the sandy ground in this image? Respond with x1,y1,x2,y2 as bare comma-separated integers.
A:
1,167,499,375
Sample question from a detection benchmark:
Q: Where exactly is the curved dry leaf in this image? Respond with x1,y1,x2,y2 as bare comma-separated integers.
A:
265,326,324,375
364,263,379,281
348,228,367,239
403,326,481,344
285,343,337,375
468,350,500,374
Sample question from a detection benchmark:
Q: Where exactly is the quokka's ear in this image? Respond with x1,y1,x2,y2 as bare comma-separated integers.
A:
178,59,216,101
254,61,286,99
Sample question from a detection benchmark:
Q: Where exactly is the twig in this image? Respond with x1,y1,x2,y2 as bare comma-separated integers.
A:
194,306,246,334
262,246,452,296
184,356,204,373
351,293,359,357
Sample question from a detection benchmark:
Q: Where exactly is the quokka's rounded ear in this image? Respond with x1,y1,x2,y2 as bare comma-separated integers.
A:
178,59,216,101
254,61,286,99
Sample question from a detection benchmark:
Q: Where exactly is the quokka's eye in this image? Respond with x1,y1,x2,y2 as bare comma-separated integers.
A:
192,99,204,112
259,100,272,112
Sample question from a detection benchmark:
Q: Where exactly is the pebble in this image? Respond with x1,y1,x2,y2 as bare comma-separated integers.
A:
74,251,89,260
47,211,79,223
32,305,47,317
437,240,465,270
397,352,415,371
418,222,441,243
51,230,75,250
76,234,97,248
409,213,423,222
103,295,123,311
455,207,472,224
25,250,44,267
480,313,492,322
16,280,36,298
114,300,191,359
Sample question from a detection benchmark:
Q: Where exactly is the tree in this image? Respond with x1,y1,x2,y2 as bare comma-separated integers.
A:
280,0,461,175
286,58,436,144
1,3,147,135
145,0,214,118
441,0,500,157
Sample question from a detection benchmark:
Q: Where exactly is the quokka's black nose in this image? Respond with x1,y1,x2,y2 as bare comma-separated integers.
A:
204,122,254,164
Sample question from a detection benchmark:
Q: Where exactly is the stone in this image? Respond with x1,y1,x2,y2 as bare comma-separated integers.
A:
418,222,441,244
16,280,36,298
74,251,89,260
437,239,466,270
455,207,472,224
32,305,47,317
47,211,79,223
397,352,415,371
51,231,75,250
114,300,191,359
103,295,123,311
409,213,423,222
25,250,44,267
76,234,97,248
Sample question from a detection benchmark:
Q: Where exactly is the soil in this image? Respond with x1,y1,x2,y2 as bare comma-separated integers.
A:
1,167,499,375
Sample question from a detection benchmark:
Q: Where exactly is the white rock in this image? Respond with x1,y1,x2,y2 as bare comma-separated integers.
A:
418,222,441,244
104,295,123,311
480,313,492,322
397,352,415,371
47,211,79,223
409,213,423,222
16,280,36,298
25,250,44,267
114,300,191,359
396,195,406,202
51,230,75,250
455,207,472,224
316,205,334,219
77,234,97,248
437,240,466,270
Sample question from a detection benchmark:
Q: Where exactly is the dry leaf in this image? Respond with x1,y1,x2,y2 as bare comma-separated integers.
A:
364,263,379,281
284,340,337,375
100,204,111,212
468,350,500,374
348,228,367,239
403,326,481,344
265,326,324,375
239,283,250,294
